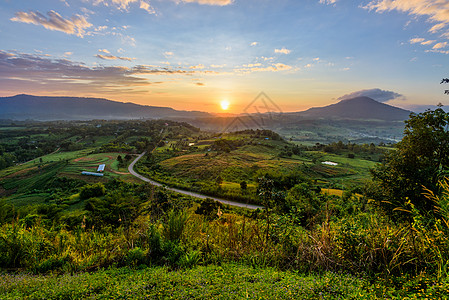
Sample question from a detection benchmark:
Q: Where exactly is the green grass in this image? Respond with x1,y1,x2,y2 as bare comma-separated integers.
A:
6,193,50,207
2,264,447,299
0,263,407,299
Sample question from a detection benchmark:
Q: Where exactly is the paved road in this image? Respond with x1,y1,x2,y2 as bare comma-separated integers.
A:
128,152,262,210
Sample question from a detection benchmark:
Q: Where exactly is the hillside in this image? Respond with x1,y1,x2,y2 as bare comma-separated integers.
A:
295,96,412,121
0,94,210,120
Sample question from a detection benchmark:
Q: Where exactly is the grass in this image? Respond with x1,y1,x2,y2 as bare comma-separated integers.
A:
2,264,448,299
0,263,405,299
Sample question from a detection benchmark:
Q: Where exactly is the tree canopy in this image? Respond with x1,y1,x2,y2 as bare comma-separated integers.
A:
371,108,449,216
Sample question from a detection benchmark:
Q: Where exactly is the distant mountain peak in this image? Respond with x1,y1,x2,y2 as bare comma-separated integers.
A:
297,96,412,121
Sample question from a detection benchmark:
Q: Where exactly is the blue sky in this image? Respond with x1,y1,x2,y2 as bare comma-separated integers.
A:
1,0,448,113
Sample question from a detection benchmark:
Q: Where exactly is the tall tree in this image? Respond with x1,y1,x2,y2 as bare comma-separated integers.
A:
371,108,449,216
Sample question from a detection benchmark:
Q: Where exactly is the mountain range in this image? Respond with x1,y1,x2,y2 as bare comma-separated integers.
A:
0,94,412,122
0,94,210,121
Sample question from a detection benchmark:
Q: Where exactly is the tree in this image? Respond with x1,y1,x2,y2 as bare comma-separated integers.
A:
215,175,223,187
80,183,106,200
240,180,247,191
371,108,449,216
441,78,449,94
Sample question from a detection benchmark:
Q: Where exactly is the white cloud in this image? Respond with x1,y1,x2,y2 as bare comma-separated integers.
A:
234,62,293,74
92,0,156,14
164,51,174,57
410,37,436,45
272,63,292,71
410,37,425,44
99,49,111,53
95,54,135,61
11,10,92,37
319,0,337,5
250,42,258,46
364,0,449,36
140,1,156,14
338,88,403,103
243,63,262,67
433,42,448,49
189,64,205,69
421,40,435,45
275,48,291,55
210,64,226,68
176,0,233,5
430,22,446,33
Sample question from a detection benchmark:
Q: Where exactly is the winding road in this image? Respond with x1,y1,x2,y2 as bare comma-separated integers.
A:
128,152,262,210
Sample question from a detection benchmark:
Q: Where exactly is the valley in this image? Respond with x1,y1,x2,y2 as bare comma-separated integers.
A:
1,104,448,299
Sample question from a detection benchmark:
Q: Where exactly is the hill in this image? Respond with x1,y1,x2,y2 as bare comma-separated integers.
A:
0,94,210,120
294,96,412,121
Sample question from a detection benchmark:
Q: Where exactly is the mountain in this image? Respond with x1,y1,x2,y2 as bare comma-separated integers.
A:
294,96,412,121
0,94,210,120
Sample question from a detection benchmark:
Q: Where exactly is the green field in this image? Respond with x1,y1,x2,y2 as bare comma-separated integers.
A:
135,131,381,205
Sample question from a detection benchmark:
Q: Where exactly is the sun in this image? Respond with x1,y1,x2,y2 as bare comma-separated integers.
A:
220,100,230,110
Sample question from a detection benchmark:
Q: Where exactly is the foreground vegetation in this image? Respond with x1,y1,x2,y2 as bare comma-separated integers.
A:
4,263,449,299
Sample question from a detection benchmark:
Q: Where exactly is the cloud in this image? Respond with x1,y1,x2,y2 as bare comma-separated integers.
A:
421,40,435,45
99,49,111,53
92,0,156,14
250,42,258,46
164,51,174,57
433,42,447,49
177,0,233,6
243,63,262,67
95,54,135,61
195,82,205,86
337,88,403,103
0,50,198,96
189,64,205,69
363,0,449,36
275,48,291,54
234,63,293,74
410,37,425,44
140,1,156,13
410,37,436,46
11,10,92,37
430,22,446,33
319,0,337,4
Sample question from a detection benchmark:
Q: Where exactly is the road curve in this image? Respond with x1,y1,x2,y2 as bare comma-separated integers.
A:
128,152,262,210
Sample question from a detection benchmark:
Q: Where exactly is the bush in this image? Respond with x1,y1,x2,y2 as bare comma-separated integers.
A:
79,183,105,200
195,198,222,220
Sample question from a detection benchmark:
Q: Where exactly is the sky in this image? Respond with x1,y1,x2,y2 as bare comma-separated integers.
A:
0,0,449,113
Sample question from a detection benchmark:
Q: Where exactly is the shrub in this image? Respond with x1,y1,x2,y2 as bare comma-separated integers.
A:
79,183,105,200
